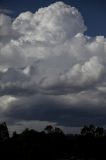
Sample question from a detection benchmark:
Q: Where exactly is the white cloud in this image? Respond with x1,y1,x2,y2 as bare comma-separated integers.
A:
0,95,17,111
60,56,105,87
0,14,12,37
0,9,13,15
12,2,86,42
0,1,86,68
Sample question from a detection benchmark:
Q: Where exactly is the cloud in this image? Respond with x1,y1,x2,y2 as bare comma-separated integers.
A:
0,14,12,37
0,1,86,68
12,2,86,42
4,91,106,127
0,9,13,15
60,56,105,88
39,52,105,93
0,1,106,132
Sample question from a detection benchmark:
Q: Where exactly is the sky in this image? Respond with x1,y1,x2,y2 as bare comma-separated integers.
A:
0,0,106,134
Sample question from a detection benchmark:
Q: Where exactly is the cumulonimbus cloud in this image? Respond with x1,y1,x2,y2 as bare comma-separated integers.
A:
0,2,106,130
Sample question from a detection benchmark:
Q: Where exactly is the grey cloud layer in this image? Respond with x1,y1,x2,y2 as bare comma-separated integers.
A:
0,2,106,129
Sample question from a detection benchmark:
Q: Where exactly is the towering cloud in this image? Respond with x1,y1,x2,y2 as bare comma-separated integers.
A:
0,2,106,132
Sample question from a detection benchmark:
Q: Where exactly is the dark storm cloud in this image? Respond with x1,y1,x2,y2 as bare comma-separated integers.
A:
4,91,106,127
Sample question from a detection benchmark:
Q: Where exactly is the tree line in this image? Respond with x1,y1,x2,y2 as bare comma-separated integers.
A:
0,122,106,160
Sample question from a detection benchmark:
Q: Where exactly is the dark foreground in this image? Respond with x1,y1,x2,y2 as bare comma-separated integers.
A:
0,123,106,160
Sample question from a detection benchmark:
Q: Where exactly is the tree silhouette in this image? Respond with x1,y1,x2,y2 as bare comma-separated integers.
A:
89,124,95,136
0,122,9,142
54,127,64,135
0,123,105,160
44,125,54,134
81,125,89,136
95,127,104,137
12,131,18,137
81,124,95,136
